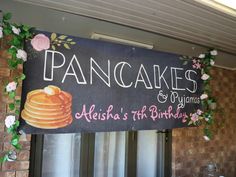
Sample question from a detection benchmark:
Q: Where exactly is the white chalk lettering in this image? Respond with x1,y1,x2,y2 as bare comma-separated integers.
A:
90,57,111,87
114,62,133,88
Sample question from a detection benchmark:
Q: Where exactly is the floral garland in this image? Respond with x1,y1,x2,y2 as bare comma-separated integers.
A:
0,12,218,163
0,12,76,163
0,12,33,162
181,49,218,141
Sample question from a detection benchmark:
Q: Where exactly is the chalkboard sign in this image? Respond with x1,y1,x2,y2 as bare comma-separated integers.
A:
19,31,202,134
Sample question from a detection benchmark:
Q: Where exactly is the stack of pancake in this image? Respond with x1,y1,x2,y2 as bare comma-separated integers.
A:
21,85,73,129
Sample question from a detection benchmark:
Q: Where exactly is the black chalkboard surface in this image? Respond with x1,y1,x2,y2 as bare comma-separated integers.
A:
19,31,202,134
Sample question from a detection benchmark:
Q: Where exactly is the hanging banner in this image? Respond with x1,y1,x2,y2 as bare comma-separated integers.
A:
19,31,202,134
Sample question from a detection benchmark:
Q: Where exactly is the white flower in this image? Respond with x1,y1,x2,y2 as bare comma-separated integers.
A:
200,93,208,100
203,135,210,141
210,59,215,66
205,118,209,121
210,50,217,56
7,151,17,162
201,73,210,80
5,115,16,128
6,81,17,92
11,25,21,35
16,49,27,61
0,26,3,38
198,54,205,58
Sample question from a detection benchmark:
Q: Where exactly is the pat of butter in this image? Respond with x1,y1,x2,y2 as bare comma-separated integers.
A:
44,86,55,95
44,85,61,95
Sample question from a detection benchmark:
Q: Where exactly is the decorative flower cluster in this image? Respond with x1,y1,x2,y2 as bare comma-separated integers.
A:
185,49,218,141
0,12,33,163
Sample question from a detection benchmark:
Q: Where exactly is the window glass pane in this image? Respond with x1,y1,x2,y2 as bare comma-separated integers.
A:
137,130,165,177
42,133,81,177
93,132,126,177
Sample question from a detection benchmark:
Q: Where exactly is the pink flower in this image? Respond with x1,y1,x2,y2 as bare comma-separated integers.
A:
195,63,201,69
192,59,197,63
6,82,17,92
197,109,203,115
201,73,210,80
31,34,50,51
16,49,27,61
5,115,15,128
190,113,198,123
200,94,208,100
182,118,187,123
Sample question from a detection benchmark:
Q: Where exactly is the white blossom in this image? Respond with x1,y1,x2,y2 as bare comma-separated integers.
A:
210,50,217,56
198,54,205,59
11,25,21,35
5,115,16,128
16,49,27,62
0,26,3,38
6,81,17,92
203,135,210,141
210,59,215,66
201,73,210,80
200,93,208,100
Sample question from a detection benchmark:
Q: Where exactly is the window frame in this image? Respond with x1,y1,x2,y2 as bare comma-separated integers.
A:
29,131,172,177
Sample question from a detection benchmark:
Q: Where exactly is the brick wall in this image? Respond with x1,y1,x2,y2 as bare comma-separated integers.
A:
172,67,236,177
0,39,31,177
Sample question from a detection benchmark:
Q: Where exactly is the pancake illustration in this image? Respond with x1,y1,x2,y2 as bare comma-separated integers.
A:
21,85,73,129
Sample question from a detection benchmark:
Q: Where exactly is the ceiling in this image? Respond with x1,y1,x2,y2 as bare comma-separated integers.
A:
1,0,236,69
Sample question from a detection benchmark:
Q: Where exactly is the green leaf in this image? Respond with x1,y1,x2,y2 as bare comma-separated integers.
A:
3,28,12,35
3,13,12,21
183,61,188,65
51,33,57,41
14,144,22,150
64,44,70,49
9,103,15,111
9,91,16,99
22,25,30,31
15,99,21,105
11,137,19,146
58,35,67,40
0,155,8,163
52,45,56,51
11,37,21,47
67,38,73,41
70,42,76,45
14,120,20,127
8,60,18,69
8,47,17,55
20,73,26,80
15,110,20,116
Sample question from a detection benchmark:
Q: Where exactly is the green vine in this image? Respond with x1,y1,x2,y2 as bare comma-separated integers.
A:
0,12,33,163
181,50,219,140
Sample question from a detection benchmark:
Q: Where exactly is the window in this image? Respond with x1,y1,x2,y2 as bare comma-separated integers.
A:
30,130,171,177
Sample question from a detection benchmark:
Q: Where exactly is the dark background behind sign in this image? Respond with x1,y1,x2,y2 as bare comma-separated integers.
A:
19,31,201,134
